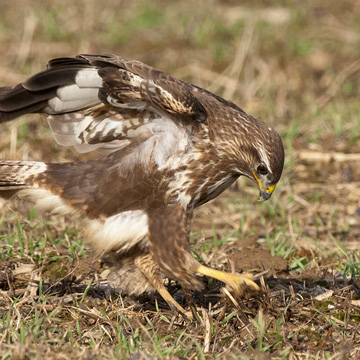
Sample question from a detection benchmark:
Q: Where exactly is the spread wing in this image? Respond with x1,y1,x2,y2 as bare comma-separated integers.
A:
0,54,207,154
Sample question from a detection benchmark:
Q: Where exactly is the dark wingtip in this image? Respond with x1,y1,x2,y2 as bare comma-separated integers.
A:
0,102,48,123
0,82,54,122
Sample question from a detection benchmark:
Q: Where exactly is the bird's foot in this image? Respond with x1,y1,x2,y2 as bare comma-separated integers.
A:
195,264,260,297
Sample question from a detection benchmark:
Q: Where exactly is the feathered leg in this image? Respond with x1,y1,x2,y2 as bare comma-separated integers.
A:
148,204,260,308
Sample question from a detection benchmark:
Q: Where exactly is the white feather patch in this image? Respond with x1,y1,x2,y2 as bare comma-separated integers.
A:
18,161,47,177
47,114,131,154
17,189,149,254
147,118,189,168
83,210,149,253
46,97,100,113
18,189,76,216
258,145,271,172
86,117,124,140
106,96,147,111
56,85,99,101
75,69,103,88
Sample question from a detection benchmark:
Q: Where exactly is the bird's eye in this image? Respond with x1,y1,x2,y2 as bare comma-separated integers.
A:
257,165,268,175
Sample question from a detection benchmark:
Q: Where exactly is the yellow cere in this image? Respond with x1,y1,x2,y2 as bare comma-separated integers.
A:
253,172,276,194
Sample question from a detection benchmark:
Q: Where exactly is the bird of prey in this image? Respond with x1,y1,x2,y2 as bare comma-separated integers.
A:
0,54,284,315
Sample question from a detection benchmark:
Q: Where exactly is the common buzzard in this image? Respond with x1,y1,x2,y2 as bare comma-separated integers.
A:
0,54,284,314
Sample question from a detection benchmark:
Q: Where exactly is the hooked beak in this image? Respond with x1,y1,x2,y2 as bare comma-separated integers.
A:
253,172,276,202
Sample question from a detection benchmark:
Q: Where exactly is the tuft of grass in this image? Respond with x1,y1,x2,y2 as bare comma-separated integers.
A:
1,0,360,358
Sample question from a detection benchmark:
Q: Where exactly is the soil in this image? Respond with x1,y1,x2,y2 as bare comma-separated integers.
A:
230,238,288,275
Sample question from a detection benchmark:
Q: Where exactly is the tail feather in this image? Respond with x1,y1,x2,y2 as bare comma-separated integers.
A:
0,160,81,217
0,161,47,190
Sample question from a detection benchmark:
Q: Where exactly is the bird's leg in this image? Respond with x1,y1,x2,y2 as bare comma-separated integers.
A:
147,204,260,311
134,254,191,318
147,204,207,317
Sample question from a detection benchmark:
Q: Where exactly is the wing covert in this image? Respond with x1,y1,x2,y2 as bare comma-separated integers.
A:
0,54,208,154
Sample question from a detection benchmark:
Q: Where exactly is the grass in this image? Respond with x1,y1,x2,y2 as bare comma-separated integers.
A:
1,0,360,358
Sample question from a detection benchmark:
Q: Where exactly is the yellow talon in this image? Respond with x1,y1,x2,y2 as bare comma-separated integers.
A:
195,264,260,296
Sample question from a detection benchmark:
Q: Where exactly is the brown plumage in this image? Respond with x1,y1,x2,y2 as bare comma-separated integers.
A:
0,54,284,315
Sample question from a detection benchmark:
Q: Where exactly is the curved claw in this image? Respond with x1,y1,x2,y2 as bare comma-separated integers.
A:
195,264,260,296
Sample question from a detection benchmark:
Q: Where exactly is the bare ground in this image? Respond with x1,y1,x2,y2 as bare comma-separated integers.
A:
1,0,360,358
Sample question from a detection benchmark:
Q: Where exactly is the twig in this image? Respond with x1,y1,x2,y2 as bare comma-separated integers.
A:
222,287,239,308
202,308,212,353
15,12,38,68
296,149,360,162
314,290,334,301
209,21,255,99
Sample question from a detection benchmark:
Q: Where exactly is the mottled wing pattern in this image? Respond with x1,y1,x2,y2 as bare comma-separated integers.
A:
0,54,208,155
47,106,160,154
94,56,207,118
0,54,285,313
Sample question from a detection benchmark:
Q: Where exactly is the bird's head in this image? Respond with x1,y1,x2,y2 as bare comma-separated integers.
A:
249,122,284,201
229,117,285,201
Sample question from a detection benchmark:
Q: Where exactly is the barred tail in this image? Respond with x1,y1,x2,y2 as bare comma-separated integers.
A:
0,160,80,217
0,161,47,191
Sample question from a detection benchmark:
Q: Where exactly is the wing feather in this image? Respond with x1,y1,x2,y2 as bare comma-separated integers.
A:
0,54,209,155
47,105,159,153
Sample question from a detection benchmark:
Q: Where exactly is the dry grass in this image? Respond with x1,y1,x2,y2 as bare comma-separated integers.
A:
1,0,360,358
